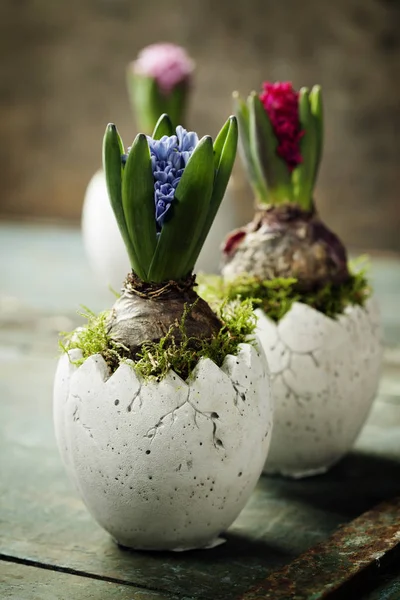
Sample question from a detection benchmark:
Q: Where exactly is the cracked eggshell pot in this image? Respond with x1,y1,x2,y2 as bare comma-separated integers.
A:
53,343,273,551
257,298,383,478
82,170,241,288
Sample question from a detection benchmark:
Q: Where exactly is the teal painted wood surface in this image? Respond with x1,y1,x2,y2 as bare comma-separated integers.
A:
0,561,186,600
1,223,400,599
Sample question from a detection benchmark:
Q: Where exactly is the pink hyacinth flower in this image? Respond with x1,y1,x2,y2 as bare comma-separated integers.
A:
260,81,304,171
132,43,194,95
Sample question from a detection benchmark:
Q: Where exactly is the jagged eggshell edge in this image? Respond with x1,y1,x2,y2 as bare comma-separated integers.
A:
256,297,383,478
53,341,273,550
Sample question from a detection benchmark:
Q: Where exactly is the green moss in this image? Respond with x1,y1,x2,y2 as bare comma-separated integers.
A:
197,259,371,323
59,307,130,372
59,299,256,381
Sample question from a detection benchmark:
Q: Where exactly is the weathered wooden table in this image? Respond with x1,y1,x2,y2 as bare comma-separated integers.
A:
1,223,400,600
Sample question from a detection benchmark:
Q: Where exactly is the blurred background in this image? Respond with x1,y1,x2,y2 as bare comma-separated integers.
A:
0,0,399,252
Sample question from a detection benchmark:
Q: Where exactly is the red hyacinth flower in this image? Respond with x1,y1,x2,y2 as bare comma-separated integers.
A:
259,82,304,172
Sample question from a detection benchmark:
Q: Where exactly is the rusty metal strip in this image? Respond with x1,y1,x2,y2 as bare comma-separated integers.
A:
237,496,400,600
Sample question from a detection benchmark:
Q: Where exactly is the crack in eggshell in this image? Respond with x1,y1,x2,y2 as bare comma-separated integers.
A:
258,298,383,478
143,385,224,450
53,342,273,550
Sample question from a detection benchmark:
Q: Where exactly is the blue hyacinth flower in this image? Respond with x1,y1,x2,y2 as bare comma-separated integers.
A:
104,114,238,282
146,128,199,228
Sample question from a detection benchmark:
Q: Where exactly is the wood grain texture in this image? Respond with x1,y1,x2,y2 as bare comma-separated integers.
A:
0,562,181,600
237,497,400,599
1,224,400,599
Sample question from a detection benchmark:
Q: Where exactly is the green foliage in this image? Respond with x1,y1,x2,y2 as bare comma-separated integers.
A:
59,299,256,382
147,136,215,281
188,116,238,270
309,85,323,185
103,115,238,283
249,93,293,204
102,125,139,274
59,307,130,371
135,299,256,381
234,92,267,203
152,113,174,139
197,264,371,323
122,133,157,279
235,84,323,210
292,88,317,208
108,285,122,299
126,73,189,133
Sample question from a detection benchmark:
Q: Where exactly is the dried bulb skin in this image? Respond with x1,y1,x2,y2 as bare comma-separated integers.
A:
221,204,349,292
107,274,222,361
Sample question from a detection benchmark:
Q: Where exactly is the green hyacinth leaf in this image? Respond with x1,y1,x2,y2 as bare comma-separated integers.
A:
163,80,189,129
292,88,317,210
234,92,268,204
209,115,238,217
152,113,174,140
309,85,323,185
148,136,214,282
102,124,140,274
127,72,166,134
122,133,157,280
212,114,231,168
127,71,188,133
188,116,238,270
249,93,293,204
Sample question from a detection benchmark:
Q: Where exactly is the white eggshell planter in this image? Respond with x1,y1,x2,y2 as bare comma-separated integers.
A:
53,343,273,551
256,298,382,478
82,170,241,289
